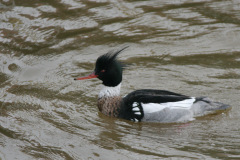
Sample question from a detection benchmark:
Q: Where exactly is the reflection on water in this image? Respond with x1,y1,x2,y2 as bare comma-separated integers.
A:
0,0,240,159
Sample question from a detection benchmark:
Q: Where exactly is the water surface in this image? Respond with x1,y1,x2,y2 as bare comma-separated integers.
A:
0,0,240,159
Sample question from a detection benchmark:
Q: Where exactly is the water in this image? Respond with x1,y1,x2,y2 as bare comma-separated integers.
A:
0,0,240,159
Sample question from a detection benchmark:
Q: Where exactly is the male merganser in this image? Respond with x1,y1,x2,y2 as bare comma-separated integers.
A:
74,47,230,123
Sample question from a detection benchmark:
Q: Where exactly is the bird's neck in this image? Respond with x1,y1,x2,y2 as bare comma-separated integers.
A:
97,83,123,117
98,83,121,99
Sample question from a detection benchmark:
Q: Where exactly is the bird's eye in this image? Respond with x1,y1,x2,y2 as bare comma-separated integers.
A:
101,70,105,73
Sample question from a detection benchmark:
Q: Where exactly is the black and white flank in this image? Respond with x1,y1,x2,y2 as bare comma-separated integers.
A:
74,47,230,123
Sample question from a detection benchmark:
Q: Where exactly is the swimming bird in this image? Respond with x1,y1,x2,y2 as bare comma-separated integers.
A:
74,47,230,123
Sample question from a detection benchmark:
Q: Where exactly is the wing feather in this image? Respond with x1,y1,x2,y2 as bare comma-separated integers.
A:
123,90,195,120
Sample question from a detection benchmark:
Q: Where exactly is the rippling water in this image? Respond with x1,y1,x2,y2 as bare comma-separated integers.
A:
0,0,240,159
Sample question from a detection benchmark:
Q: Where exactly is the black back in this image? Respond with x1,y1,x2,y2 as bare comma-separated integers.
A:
123,89,190,103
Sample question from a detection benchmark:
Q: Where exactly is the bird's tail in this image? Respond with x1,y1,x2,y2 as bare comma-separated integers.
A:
191,97,230,116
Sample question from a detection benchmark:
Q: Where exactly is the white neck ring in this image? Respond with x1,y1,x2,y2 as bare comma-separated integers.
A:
98,83,121,98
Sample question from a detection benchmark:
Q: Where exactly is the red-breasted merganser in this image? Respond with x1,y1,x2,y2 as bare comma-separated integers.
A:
74,47,230,123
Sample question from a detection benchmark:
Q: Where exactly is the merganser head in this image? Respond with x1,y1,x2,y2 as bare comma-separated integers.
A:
74,46,128,87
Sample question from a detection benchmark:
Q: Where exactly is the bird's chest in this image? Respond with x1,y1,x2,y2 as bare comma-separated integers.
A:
97,96,123,117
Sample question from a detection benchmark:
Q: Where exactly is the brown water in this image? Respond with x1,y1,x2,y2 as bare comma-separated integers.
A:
0,0,240,159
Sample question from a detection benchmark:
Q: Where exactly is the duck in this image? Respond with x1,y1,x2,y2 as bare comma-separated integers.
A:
74,47,230,123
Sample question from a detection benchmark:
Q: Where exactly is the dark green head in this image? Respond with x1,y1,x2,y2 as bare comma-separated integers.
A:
74,46,128,87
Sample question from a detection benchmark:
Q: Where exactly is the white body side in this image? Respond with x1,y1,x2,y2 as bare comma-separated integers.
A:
140,97,229,123
142,97,196,114
140,97,197,123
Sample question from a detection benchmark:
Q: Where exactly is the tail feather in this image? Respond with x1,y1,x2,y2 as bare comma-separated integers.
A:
192,97,230,116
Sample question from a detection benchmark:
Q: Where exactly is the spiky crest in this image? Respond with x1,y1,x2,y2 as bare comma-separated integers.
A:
95,46,128,70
